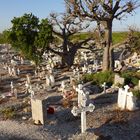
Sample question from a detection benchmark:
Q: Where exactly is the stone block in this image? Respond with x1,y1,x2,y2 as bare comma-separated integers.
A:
114,74,124,86
31,98,47,125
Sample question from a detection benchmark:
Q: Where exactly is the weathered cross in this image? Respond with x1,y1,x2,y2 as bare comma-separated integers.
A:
71,103,95,133
73,84,95,133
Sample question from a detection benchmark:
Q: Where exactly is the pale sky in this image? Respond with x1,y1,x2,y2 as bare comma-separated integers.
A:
0,0,140,32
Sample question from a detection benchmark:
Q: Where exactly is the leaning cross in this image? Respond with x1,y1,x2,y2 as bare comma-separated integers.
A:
71,103,95,133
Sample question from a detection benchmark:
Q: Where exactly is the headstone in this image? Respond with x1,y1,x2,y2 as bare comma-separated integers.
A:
82,65,87,73
117,86,128,110
114,60,121,68
114,74,124,86
25,81,30,93
10,81,14,95
14,88,18,99
138,80,140,90
31,98,48,124
117,85,138,111
49,74,55,86
12,67,17,76
17,68,20,75
46,75,51,87
60,81,66,93
126,92,138,110
26,74,31,84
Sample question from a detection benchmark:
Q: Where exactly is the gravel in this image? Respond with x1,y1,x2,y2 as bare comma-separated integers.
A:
0,97,140,140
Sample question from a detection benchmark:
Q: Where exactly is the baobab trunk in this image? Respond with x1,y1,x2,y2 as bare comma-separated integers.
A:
61,48,77,68
102,21,113,71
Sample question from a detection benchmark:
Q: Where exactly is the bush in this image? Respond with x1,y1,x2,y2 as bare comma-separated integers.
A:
120,71,139,86
0,107,16,119
82,71,114,86
131,89,140,99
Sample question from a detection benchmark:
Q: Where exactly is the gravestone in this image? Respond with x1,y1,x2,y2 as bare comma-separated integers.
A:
10,81,14,95
49,74,55,86
26,74,31,84
114,74,124,86
126,92,138,110
82,65,87,73
71,96,95,133
17,68,20,75
117,85,138,111
117,85,129,110
60,81,66,93
46,75,51,87
138,80,140,89
31,97,48,124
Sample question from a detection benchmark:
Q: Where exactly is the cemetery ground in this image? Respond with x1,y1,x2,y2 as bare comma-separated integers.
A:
0,45,140,140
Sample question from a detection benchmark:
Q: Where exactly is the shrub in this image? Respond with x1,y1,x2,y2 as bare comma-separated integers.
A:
131,89,140,99
120,71,139,86
82,71,114,86
0,107,16,119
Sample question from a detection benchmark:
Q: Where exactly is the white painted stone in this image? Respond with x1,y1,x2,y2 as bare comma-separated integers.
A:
114,74,124,86
46,75,51,86
117,88,127,110
82,65,87,73
61,81,66,93
17,68,20,75
49,74,55,86
31,98,48,124
126,92,138,111
138,80,140,89
26,74,31,84
117,85,138,111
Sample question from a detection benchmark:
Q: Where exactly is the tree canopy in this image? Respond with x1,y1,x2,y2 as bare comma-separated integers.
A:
8,13,53,65
49,12,94,67
65,0,140,71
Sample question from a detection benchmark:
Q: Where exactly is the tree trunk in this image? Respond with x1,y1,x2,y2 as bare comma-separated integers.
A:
102,21,113,71
61,48,77,68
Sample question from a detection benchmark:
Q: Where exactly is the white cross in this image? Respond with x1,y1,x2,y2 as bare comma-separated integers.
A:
10,81,14,94
71,103,95,133
61,81,65,93
102,82,107,94
17,68,20,75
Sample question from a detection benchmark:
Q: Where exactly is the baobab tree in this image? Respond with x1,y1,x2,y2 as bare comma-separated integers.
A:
65,0,140,71
48,13,94,67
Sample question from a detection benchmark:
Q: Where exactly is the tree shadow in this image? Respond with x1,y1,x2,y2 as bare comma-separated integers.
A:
91,92,118,110
43,108,81,139
87,109,140,140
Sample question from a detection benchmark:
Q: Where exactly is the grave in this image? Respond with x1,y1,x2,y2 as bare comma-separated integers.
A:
71,86,95,133
31,97,48,125
117,85,138,111
114,74,124,86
